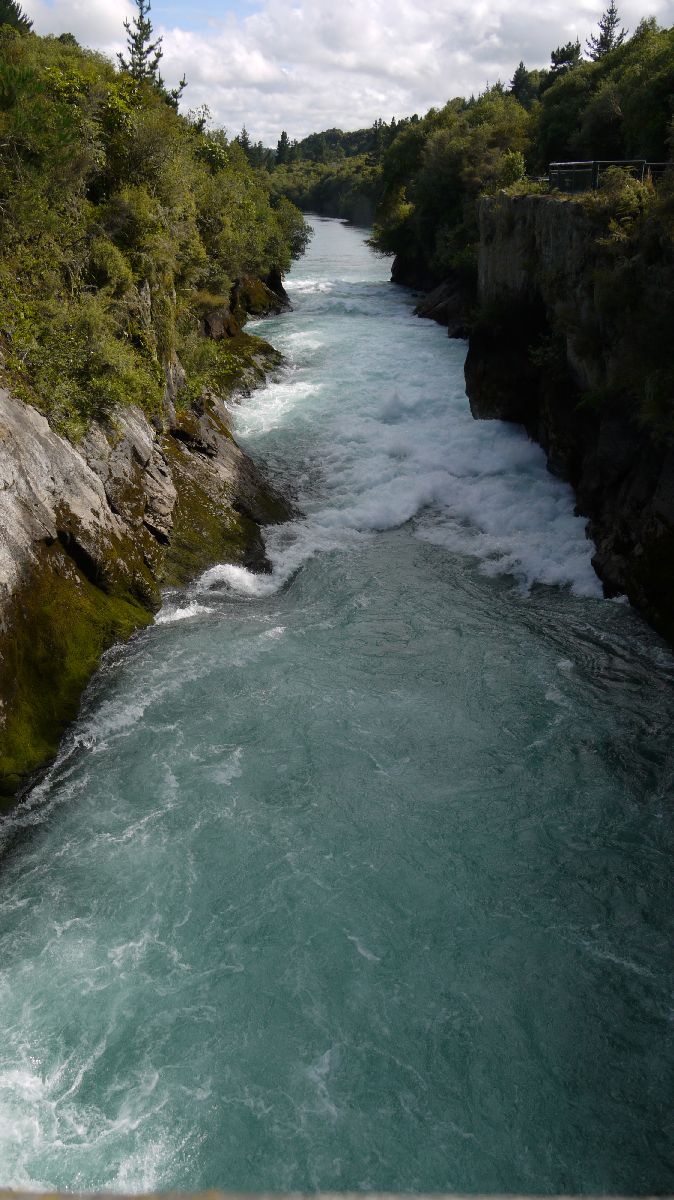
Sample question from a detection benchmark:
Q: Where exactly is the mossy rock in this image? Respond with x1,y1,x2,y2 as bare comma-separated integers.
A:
209,332,283,398
160,438,270,587
231,276,289,323
177,332,282,409
0,542,156,803
0,339,290,803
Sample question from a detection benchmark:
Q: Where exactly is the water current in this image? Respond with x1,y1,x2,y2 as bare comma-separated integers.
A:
0,218,672,1193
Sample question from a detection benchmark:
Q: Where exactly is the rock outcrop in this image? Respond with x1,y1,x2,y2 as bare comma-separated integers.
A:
463,192,674,644
0,330,290,802
413,277,473,338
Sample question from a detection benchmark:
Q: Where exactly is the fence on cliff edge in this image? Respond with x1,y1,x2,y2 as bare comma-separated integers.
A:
548,159,672,192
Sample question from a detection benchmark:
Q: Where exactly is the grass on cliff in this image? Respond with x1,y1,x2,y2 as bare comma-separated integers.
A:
0,541,155,800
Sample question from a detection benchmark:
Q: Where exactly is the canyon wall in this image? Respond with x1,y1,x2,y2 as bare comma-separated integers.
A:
464,192,674,643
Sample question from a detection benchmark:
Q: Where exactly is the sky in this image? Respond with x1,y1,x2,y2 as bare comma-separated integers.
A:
22,0,674,144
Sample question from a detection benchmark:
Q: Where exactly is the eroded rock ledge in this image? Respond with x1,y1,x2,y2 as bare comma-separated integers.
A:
0,338,290,802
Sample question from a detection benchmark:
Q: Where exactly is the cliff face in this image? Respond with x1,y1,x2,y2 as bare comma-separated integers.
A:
464,192,674,644
0,294,291,803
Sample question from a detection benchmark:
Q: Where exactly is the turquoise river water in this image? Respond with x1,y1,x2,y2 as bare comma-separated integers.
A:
0,218,672,1192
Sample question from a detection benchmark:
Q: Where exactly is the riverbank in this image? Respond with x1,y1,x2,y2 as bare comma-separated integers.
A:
0,290,292,803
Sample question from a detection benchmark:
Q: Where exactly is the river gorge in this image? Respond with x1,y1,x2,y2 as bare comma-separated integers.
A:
0,218,672,1193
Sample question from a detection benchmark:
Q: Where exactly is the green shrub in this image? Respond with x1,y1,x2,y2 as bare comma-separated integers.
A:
0,27,307,434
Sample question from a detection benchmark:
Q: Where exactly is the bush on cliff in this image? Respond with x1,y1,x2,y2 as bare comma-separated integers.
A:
371,88,531,284
581,167,674,436
0,27,307,435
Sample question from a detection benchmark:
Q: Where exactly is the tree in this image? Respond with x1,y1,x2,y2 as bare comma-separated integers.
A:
0,0,32,33
118,0,163,83
236,126,252,159
276,130,291,164
510,60,545,108
510,61,527,96
586,2,627,59
118,0,186,106
550,39,582,76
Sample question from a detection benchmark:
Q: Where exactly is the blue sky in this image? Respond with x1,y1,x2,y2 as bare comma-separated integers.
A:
151,1,263,31
23,0,673,144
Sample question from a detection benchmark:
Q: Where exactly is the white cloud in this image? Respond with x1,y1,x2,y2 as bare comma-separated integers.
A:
22,0,674,144
23,0,134,55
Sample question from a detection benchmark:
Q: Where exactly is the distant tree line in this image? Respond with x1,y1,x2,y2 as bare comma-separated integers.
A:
231,116,422,172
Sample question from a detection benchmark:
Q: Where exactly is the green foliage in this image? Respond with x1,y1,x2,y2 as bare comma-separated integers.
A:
1,291,164,437
272,195,313,258
276,130,291,164
549,40,583,78
290,117,419,164
575,175,674,435
0,27,308,433
583,165,655,234
112,0,186,110
272,155,383,225
270,116,424,225
0,0,31,34
537,21,674,164
372,88,531,280
510,61,547,109
497,148,527,186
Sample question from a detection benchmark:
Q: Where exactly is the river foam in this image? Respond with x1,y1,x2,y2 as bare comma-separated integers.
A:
216,236,601,602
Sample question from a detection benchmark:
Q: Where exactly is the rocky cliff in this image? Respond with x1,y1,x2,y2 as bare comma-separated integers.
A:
463,191,674,644
0,285,292,803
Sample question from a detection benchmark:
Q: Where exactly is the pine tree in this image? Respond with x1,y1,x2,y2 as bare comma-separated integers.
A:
276,130,291,164
550,39,582,75
0,0,33,34
510,61,528,98
118,0,163,84
510,60,544,109
236,126,252,157
586,2,627,59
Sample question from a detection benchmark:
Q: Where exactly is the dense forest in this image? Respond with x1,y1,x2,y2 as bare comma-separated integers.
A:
267,118,418,225
0,2,308,438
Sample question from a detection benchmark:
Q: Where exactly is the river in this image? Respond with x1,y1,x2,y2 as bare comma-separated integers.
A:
0,217,672,1193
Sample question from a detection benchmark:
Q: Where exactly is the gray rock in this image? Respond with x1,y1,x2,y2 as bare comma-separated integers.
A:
0,383,290,797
